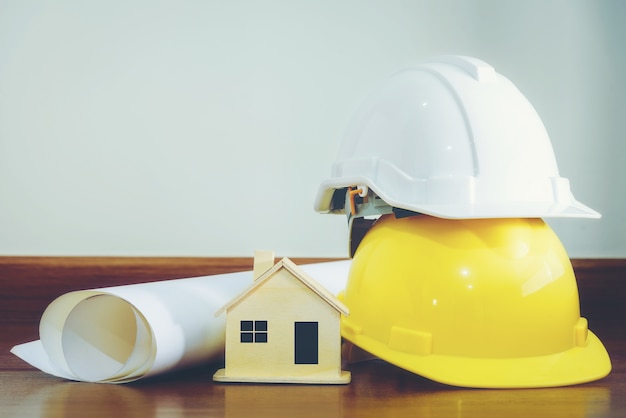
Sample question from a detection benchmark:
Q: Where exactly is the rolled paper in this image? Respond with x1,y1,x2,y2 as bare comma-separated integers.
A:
11,260,351,383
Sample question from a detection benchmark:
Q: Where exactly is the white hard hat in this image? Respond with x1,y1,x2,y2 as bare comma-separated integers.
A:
315,55,599,219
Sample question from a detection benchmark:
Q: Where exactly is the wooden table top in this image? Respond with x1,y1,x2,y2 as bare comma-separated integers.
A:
1,257,625,417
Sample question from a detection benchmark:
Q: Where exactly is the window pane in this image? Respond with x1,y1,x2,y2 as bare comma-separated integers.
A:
241,332,254,343
255,332,268,343
255,320,268,332
240,320,254,331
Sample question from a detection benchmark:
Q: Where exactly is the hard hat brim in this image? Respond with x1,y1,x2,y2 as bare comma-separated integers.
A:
314,181,601,219
343,328,611,388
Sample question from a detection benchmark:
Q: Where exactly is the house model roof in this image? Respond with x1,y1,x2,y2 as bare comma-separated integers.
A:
215,257,349,317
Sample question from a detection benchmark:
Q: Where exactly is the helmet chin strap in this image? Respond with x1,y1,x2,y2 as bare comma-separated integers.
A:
347,217,376,258
342,186,421,257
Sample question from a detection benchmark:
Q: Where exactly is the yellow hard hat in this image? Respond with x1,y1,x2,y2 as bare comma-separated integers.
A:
341,215,611,388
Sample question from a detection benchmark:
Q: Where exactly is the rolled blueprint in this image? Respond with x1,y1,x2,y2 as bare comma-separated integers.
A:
11,260,351,383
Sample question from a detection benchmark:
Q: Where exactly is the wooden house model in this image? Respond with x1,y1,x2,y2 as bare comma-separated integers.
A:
213,252,351,384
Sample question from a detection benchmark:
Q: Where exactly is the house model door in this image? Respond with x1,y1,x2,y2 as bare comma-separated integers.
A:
294,322,318,364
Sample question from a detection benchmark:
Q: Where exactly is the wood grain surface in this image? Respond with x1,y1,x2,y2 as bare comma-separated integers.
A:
1,257,625,417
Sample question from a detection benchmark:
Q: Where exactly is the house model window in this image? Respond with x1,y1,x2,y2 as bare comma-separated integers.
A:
240,320,268,343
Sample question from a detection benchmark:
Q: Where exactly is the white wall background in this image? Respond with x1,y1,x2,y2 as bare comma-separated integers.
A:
0,0,624,257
